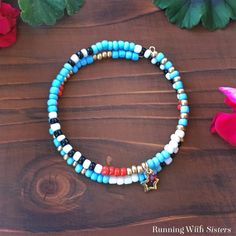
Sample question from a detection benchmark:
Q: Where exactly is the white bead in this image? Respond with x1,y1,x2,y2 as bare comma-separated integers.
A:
170,134,181,143
117,177,124,185
165,157,173,165
175,129,185,138
94,164,102,174
164,144,174,154
83,159,91,169
134,44,142,53
109,176,117,184
57,135,65,142
174,147,179,154
169,140,179,149
50,123,61,132
81,49,88,57
70,54,79,63
63,144,73,153
48,112,57,119
165,73,170,80
131,174,139,182
73,151,82,161
160,64,165,70
151,57,157,64
124,176,132,184
144,49,151,58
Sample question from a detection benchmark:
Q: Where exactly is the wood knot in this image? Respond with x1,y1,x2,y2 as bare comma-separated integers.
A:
18,156,87,213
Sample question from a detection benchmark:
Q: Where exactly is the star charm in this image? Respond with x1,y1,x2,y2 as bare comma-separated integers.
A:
142,170,159,192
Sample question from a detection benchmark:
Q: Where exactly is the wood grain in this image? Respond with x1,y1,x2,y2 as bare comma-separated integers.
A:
0,0,236,235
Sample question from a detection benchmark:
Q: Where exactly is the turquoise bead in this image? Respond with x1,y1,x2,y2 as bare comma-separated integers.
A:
125,51,132,60
178,118,188,126
53,138,60,147
56,74,64,82
138,173,145,182
67,157,74,165
108,41,113,50
49,128,53,135
161,150,171,159
118,40,124,49
96,42,103,51
72,66,78,73
49,94,58,100
155,153,165,162
91,172,98,181
80,58,87,66
52,79,61,87
147,159,155,169
180,105,189,113
132,53,139,61
91,44,98,54
50,87,59,94
124,41,129,50
64,63,73,71
97,174,103,183
156,52,165,62
48,105,57,112
86,56,94,64
165,61,173,70
156,165,162,172
101,40,108,50
170,70,180,79
177,93,188,100
47,99,57,106
112,51,119,59
102,175,110,184
60,150,66,156
152,157,160,168
129,42,135,51
85,169,93,178
76,61,82,68
173,81,183,90
113,41,119,50
75,164,83,173
60,68,69,77
119,50,126,58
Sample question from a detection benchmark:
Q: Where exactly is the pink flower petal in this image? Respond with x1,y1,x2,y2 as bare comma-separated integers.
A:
212,112,236,146
219,87,236,109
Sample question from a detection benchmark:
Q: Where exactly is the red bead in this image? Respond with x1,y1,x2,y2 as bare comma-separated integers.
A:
114,168,120,176
101,166,109,175
58,91,63,96
177,104,181,110
109,166,115,175
120,168,127,176
59,85,64,91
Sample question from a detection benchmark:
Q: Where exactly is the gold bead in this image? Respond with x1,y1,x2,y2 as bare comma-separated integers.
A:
63,154,68,160
161,58,167,64
180,113,189,119
176,125,186,131
131,165,137,174
64,77,68,82
57,146,62,151
173,76,181,82
97,53,102,60
181,100,188,106
127,168,132,175
141,162,148,170
81,168,86,175
66,74,70,79
137,165,143,173
102,52,107,58
107,51,112,58
177,89,185,94
169,67,175,73
72,161,77,167
69,70,73,75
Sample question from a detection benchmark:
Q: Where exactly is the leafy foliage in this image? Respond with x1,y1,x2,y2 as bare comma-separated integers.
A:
18,0,84,26
153,0,236,30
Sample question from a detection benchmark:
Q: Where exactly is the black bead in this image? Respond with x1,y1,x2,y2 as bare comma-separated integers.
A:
87,47,94,55
54,130,63,138
156,62,161,67
89,162,96,170
68,149,76,157
49,118,59,124
76,51,84,59
160,162,166,168
61,138,69,147
171,153,176,159
68,59,75,66
77,155,86,164
139,47,146,56
163,69,169,74
148,55,153,60
178,142,182,147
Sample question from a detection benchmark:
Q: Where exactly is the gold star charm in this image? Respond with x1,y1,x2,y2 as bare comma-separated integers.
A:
142,168,159,192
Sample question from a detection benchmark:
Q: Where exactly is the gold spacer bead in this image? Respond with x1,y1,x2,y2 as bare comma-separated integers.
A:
57,146,62,151
131,165,138,174
173,76,181,82
69,70,73,75
66,74,70,79
141,162,148,170
81,168,86,175
177,89,185,94
176,125,186,131
102,51,107,58
64,77,68,82
63,154,68,160
93,55,97,60
97,53,102,60
72,161,77,167
180,113,189,119
169,67,175,73
161,58,167,64
137,165,143,173
107,51,112,58
181,100,188,106
127,168,132,176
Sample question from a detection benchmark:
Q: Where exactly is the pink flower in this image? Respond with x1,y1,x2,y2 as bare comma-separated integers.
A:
210,87,236,146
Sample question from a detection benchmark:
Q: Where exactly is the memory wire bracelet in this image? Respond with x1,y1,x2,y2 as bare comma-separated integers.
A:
47,40,189,192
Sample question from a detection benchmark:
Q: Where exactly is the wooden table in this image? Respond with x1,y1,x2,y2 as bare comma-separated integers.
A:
1,0,236,235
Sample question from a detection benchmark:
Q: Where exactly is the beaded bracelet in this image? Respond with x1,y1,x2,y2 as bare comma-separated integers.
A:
47,40,189,192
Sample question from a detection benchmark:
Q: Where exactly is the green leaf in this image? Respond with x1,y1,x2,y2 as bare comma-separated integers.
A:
153,0,236,30
18,0,84,26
